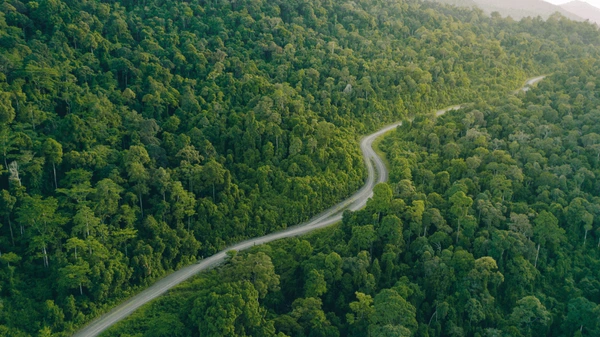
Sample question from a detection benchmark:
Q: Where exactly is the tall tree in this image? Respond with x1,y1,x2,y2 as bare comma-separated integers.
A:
42,138,63,189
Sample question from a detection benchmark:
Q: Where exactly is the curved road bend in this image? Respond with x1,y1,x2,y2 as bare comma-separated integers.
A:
73,75,546,337
519,75,547,93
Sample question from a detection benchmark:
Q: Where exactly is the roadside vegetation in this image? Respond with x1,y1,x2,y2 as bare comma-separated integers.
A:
108,60,600,337
1,0,600,336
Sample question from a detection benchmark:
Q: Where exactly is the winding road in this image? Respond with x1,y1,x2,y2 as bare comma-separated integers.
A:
73,75,546,337
521,75,547,92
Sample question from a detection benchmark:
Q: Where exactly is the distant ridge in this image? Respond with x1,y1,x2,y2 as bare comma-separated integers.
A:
560,1,600,24
427,0,584,21
427,0,478,7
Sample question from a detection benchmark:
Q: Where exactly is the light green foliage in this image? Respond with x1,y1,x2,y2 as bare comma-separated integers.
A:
304,269,327,298
58,261,91,295
0,252,20,267
378,215,404,247
372,289,418,331
368,183,393,215
0,91,15,125
349,291,375,324
190,280,274,337
223,252,280,299
509,296,551,335
349,225,376,253
468,257,504,293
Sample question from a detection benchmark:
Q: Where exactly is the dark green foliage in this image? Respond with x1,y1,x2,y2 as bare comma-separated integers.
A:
108,54,600,337
2,0,600,335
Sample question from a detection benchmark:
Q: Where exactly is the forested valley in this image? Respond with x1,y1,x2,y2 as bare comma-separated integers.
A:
107,58,600,337
0,0,599,336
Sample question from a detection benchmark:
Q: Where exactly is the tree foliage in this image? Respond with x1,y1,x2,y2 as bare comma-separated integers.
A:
2,0,600,335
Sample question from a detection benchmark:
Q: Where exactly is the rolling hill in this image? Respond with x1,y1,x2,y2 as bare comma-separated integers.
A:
429,0,584,20
561,1,600,24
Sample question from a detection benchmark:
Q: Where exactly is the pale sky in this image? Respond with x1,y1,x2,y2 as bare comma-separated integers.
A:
545,0,600,9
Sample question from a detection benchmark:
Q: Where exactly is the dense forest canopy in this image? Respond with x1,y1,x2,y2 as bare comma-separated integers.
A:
107,61,600,337
0,0,600,336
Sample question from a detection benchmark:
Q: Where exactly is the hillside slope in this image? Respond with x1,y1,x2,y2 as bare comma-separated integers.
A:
108,65,600,336
1,0,600,336
561,1,600,24
425,0,478,8
430,0,583,20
